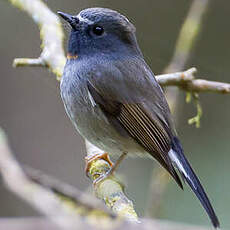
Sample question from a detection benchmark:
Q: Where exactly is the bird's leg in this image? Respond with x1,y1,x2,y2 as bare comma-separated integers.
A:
110,152,127,175
85,152,114,176
87,152,127,186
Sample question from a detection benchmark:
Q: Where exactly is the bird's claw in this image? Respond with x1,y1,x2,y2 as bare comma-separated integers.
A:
85,152,113,177
92,169,113,186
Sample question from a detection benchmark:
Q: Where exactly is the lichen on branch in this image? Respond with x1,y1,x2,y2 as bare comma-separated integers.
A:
9,0,66,79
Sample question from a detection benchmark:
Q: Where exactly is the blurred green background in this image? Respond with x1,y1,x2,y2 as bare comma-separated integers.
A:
0,0,229,228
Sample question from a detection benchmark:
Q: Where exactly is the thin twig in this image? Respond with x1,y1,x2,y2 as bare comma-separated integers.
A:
157,68,230,94
9,0,66,79
165,0,210,72
23,166,116,218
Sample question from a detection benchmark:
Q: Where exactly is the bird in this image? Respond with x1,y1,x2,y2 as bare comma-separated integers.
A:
57,8,219,228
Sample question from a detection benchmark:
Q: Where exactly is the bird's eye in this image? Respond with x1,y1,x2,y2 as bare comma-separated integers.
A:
92,26,104,36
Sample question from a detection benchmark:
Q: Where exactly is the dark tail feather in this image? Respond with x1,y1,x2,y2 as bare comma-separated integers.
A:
170,137,220,228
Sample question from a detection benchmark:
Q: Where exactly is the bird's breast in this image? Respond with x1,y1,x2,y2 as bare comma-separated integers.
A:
60,59,149,157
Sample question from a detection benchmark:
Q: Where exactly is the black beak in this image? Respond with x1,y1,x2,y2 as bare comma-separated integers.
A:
57,11,79,29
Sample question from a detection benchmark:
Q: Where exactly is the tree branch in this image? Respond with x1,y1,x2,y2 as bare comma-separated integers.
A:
23,166,116,219
0,128,132,229
156,68,230,94
0,218,213,230
84,141,138,222
9,0,66,79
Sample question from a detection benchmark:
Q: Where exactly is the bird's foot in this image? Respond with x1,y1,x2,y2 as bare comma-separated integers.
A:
92,168,113,186
85,152,127,187
85,152,114,177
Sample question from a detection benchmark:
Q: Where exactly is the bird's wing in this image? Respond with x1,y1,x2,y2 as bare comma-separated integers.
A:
86,57,183,188
86,57,220,228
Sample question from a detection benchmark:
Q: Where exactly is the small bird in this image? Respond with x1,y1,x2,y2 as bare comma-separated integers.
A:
58,8,219,227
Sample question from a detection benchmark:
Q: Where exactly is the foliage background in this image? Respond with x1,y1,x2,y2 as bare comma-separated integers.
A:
0,0,229,228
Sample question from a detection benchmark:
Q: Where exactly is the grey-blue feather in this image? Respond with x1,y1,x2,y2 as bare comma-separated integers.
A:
58,7,219,228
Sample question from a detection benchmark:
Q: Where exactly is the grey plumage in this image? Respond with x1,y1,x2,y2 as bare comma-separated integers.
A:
58,8,219,228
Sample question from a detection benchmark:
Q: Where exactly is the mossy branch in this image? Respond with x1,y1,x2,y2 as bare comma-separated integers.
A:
9,0,66,79
85,141,138,221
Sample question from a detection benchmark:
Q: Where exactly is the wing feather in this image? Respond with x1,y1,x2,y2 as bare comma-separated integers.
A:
87,81,183,188
119,104,183,188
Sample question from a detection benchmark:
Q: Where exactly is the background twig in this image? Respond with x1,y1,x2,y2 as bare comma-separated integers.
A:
0,218,214,230
0,128,82,229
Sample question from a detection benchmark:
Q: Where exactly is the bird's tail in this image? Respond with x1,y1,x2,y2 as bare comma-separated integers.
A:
169,137,220,228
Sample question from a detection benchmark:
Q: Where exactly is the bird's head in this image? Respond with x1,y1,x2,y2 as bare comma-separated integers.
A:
58,8,141,59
